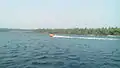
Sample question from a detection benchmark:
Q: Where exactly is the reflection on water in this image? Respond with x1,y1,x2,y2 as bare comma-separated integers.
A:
0,32,120,68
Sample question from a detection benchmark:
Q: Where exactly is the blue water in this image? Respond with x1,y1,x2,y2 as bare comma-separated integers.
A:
0,32,120,68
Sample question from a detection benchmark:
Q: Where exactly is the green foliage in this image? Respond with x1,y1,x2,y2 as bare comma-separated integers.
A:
34,27,120,35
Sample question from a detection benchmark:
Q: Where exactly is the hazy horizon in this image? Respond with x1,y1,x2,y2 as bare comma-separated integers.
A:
0,0,120,29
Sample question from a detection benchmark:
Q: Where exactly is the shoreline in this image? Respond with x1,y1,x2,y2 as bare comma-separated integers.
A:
0,27,120,37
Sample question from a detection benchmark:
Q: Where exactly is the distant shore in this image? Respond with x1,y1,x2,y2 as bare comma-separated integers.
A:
34,27,120,36
0,27,120,36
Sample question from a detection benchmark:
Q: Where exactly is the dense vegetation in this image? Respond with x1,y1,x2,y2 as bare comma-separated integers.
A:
34,27,120,36
1,27,120,36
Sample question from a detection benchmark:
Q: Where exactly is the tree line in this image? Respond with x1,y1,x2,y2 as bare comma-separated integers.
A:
34,27,120,36
0,27,120,36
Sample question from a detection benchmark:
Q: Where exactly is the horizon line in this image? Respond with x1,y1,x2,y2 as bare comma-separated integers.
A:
0,26,120,30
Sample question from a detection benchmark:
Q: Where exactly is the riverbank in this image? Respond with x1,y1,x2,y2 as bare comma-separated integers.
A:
0,27,120,37
34,27,120,36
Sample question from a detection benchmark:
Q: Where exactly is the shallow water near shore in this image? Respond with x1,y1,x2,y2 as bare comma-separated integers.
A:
0,32,120,68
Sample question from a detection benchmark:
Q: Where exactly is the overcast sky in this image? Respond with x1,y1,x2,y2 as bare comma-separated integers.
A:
0,0,119,29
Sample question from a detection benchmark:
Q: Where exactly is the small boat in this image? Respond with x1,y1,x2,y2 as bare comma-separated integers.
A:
49,34,55,37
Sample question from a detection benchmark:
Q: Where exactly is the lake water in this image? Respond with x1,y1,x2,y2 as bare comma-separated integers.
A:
0,32,120,68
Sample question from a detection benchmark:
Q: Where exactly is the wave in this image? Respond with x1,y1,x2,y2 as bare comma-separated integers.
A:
53,35,119,40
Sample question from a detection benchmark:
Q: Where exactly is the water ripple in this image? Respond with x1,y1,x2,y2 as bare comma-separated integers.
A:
0,32,120,68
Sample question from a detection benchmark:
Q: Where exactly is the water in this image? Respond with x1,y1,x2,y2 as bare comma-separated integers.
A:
0,32,120,68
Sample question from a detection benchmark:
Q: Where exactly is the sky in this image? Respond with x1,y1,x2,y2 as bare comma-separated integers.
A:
0,0,119,29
